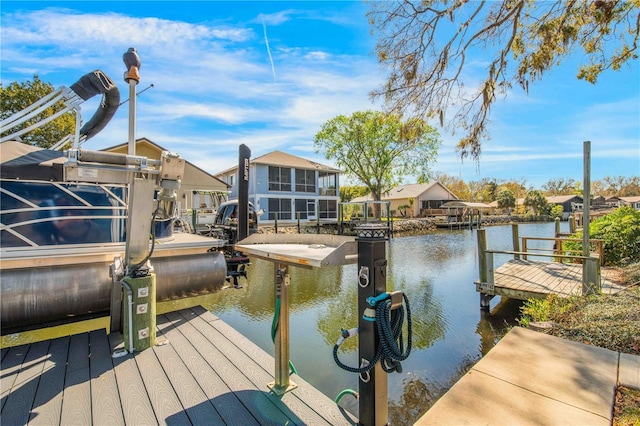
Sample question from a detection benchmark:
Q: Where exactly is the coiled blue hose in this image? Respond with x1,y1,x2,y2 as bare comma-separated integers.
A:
333,292,412,374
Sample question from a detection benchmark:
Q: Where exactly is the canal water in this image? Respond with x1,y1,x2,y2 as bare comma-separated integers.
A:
1,221,566,424
173,221,567,423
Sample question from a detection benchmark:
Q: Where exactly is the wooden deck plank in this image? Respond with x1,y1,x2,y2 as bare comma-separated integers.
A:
107,333,157,425
189,306,358,425
160,311,260,426
506,261,548,290
134,339,192,425
490,260,587,300
152,316,226,425
3,307,359,426
1,344,29,412
28,336,70,426
181,306,356,425
0,340,50,426
89,329,124,426
60,333,91,426
170,309,295,425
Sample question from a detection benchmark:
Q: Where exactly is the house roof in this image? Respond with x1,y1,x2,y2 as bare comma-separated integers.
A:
216,150,340,175
102,138,228,187
440,201,491,209
351,181,459,202
546,195,582,203
620,196,640,203
487,195,582,208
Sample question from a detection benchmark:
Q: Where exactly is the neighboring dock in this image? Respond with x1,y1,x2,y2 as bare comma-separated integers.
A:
474,226,625,309
1,306,357,426
415,326,640,425
478,258,628,301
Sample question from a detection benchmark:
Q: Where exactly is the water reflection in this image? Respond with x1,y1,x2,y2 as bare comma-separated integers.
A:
206,222,565,422
2,222,566,424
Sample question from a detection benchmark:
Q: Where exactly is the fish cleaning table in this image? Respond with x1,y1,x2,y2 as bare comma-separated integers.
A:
235,233,358,394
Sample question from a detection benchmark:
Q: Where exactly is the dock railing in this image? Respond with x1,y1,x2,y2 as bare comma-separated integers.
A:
521,236,604,265
509,223,604,265
478,228,601,300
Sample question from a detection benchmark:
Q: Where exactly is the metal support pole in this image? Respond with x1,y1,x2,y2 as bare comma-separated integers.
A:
269,263,297,394
582,141,593,295
356,224,388,426
123,48,140,156
127,80,136,155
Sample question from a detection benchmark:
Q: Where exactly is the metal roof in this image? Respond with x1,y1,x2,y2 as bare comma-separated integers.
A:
439,201,492,209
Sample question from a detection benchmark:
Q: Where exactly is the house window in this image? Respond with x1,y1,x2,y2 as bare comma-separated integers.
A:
318,199,337,219
318,172,337,196
229,174,236,186
268,198,292,220
295,199,317,219
268,166,292,191
295,169,316,193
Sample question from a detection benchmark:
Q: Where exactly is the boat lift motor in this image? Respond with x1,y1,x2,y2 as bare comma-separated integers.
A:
64,147,186,353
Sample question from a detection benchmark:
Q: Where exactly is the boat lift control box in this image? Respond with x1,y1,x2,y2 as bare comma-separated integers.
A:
122,272,156,352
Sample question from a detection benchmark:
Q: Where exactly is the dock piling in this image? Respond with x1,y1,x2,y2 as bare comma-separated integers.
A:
476,229,495,311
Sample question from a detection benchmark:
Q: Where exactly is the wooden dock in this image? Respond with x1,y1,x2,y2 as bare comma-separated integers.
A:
1,306,357,426
476,259,627,302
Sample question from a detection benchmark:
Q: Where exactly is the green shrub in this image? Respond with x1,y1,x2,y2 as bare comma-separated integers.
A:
565,207,640,266
517,294,571,327
549,205,564,220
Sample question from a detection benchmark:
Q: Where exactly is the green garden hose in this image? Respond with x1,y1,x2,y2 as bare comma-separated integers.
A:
271,298,298,375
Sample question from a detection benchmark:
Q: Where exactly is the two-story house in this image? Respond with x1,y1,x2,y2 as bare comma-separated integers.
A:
215,151,341,222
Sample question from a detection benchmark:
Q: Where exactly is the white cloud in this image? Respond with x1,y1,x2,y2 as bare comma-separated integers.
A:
2,4,637,189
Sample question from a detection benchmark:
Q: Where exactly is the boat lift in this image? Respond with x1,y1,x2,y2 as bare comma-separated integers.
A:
0,50,228,342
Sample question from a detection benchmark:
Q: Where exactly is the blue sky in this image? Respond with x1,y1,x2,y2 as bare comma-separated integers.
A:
2,1,638,189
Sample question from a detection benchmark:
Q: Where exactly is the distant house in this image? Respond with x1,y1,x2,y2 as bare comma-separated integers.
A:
487,195,582,219
103,137,229,212
215,151,341,222
607,196,640,210
351,182,459,218
546,195,583,219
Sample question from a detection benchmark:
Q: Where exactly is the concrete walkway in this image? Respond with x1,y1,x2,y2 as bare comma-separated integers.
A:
415,326,640,425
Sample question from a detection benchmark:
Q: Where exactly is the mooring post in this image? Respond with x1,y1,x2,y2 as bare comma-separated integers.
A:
356,223,388,426
583,257,601,296
477,229,493,311
511,223,520,260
